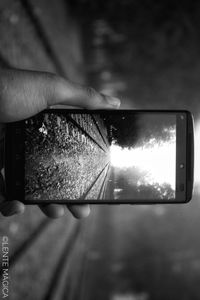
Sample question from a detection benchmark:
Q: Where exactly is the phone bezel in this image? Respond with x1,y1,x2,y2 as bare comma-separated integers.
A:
5,109,194,204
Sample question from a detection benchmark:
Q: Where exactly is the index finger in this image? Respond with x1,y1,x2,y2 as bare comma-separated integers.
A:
0,69,120,122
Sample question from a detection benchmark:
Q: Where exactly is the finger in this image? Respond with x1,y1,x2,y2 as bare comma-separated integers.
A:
51,80,121,109
67,204,90,219
0,125,5,165
39,204,66,218
0,197,25,216
0,69,120,122
0,172,5,195
0,172,25,216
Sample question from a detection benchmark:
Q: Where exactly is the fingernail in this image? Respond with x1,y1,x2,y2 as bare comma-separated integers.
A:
56,206,65,217
0,201,24,216
1,206,18,216
83,205,90,218
48,205,65,218
107,96,121,108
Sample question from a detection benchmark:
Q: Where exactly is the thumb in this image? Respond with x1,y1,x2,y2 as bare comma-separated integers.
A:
51,78,121,109
0,68,120,122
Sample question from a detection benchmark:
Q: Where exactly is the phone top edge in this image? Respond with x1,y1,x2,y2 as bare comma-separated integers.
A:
44,108,193,113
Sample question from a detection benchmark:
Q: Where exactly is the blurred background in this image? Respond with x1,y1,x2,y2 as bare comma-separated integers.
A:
1,0,200,299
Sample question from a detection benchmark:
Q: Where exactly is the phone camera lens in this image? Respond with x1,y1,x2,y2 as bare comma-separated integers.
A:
180,163,184,169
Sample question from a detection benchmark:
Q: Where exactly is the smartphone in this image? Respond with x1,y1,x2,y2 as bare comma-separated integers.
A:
5,109,194,204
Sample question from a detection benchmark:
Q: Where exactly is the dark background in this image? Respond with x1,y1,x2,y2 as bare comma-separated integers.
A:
1,1,200,299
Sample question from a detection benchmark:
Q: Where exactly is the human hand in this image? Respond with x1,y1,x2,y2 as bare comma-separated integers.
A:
0,68,120,218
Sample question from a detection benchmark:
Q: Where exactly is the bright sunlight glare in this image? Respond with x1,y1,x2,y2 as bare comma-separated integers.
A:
110,140,176,188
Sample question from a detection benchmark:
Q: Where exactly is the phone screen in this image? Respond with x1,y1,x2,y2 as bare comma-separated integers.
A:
24,110,177,202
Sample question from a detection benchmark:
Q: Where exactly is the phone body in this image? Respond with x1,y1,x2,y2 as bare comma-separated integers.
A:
5,109,194,204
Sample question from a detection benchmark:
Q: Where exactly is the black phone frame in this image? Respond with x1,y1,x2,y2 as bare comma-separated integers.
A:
5,109,194,204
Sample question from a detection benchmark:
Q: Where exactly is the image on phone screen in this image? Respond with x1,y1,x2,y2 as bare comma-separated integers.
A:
24,110,177,202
